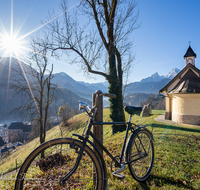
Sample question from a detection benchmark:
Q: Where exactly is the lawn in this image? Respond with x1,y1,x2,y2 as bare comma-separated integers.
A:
0,109,199,189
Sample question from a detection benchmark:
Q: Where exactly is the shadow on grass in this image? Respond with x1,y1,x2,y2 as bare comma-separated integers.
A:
137,174,197,190
153,123,200,133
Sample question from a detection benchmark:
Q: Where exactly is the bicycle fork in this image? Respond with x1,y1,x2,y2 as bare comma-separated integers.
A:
59,138,87,186
59,119,95,186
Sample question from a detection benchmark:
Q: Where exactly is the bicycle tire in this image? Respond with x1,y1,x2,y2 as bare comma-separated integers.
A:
14,138,103,190
126,129,154,182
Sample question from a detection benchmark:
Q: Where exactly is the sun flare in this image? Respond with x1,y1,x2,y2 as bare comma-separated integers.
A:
0,33,25,57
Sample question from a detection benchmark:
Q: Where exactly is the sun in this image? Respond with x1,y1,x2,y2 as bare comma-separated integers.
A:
0,33,25,57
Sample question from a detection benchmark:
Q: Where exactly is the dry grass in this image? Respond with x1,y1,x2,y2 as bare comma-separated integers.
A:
0,109,200,189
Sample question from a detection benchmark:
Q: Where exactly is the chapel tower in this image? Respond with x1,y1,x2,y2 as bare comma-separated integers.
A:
184,45,196,66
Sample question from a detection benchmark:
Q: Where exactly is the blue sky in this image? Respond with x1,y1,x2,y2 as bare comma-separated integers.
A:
0,0,200,83
133,0,200,81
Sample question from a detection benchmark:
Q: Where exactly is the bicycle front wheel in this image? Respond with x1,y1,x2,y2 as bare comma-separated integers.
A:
127,129,154,182
15,138,103,190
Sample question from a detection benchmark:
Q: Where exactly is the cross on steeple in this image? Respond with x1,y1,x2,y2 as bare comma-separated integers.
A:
188,41,191,45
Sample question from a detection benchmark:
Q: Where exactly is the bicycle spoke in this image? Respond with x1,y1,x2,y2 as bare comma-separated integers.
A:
127,129,154,182
15,138,102,190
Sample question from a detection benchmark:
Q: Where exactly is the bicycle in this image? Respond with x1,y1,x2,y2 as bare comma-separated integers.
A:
14,92,154,190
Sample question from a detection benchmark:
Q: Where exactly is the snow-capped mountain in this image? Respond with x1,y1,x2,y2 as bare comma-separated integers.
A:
51,68,181,96
140,68,180,83
125,68,181,94
166,68,181,79
140,72,164,83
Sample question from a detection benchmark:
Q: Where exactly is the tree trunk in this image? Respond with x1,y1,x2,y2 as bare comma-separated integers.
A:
107,47,126,134
40,123,45,158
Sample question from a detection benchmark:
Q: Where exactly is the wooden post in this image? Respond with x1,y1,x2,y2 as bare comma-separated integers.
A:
92,90,103,155
92,90,103,186
16,159,17,172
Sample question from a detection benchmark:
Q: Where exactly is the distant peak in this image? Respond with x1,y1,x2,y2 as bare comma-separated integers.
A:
151,72,159,77
140,68,181,83
60,72,66,76
168,68,180,74
166,68,180,79
140,72,162,83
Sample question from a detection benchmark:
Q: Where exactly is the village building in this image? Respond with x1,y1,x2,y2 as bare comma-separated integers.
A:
2,122,32,143
159,45,200,125
2,124,8,143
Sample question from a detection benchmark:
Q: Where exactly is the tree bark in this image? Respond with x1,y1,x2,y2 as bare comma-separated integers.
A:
107,46,126,134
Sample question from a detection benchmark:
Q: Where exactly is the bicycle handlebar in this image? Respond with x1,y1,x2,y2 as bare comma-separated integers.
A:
79,92,116,116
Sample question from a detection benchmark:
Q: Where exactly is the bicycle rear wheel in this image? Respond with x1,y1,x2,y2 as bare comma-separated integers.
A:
127,129,154,182
15,138,103,190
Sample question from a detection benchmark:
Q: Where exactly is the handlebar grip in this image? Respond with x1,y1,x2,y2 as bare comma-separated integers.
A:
99,93,116,98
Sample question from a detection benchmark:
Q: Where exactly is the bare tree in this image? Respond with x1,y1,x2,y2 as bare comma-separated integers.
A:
43,0,140,134
58,103,69,126
57,103,78,126
10,39,58,145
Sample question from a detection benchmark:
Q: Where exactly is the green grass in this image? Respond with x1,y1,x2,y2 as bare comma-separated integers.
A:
0,109,200,189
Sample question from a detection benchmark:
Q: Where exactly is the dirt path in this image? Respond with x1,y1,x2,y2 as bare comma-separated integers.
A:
154,113,200,128
1,168,19,177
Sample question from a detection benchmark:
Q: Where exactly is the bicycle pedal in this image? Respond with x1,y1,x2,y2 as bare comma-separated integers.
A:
112,172,125,180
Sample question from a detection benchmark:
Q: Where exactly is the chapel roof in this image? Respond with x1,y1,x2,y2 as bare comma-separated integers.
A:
159,63,200,93
169,69,200,93
184,45,196,58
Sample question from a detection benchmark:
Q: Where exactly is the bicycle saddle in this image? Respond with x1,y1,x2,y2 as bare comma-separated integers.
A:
124,106,142,115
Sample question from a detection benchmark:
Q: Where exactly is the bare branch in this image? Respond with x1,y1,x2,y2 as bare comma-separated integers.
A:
10,39,58,144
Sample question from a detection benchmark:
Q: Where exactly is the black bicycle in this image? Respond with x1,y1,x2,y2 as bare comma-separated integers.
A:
15,92,154,190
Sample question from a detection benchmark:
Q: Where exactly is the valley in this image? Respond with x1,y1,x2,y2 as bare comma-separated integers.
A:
0,57,180,122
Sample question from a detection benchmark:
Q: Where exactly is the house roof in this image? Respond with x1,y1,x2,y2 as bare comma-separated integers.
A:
7,122,32,133
169,69,200,93
0,146,15,153
13,142,23,147
184,45,196,58
159,63,200,93
8,122,24,130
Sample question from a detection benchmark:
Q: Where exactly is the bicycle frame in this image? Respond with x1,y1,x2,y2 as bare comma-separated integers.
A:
60,116,151,185
60,98,152,184
91,118,132,167
73,113,148,169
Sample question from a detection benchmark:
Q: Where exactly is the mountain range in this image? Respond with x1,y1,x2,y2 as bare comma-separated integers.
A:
0,57,181,121
0,57,91,121
140,68,180,83
125,68,180,95
51,72,108,99
50,68,180,97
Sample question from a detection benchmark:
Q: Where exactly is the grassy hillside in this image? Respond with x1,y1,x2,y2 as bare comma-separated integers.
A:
0,109,200,189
